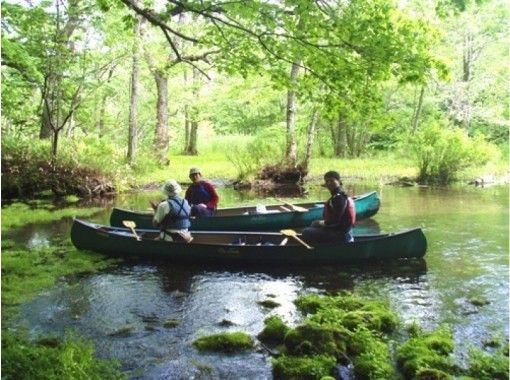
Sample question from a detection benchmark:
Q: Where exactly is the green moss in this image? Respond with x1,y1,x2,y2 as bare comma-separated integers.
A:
284,321,349,358
163,319,180,328
1,331,125,379
64,195,80,203
2,242,119,321
415,368,453,379
467,346,509,380
108,325,136,337
295,293,364,315
468,296,490,306
257,316,290,345
257,299,281,308
1,202,101,232
349,327,394,379
272,355,336,380
193,332,254,353
396,327,454,379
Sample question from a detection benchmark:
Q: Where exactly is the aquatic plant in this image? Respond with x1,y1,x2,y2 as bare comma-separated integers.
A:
193,332,254,353
257,316,290,345
283,321,349,358
163,319,180,328
396,327,454,379
466,345,509,380
349,327,394,379
2,241,119,321
1,201,102,232
257,299,281,308
1,331,125,379
272,354,337,380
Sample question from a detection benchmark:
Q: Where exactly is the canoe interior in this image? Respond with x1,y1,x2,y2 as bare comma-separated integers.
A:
95,224,391,247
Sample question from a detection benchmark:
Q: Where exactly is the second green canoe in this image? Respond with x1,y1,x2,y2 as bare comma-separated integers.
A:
110,191,380,231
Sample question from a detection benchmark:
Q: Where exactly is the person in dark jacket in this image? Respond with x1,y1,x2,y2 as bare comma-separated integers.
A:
153,179,192,242
302,171,356,244
185,168,219,217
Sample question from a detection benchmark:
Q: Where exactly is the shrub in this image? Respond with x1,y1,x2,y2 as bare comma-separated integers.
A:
409,119,498,185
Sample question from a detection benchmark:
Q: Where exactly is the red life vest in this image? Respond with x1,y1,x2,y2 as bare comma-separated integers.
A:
323,193,356,228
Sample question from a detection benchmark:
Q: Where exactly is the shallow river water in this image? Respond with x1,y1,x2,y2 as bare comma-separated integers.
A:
5,183,509,379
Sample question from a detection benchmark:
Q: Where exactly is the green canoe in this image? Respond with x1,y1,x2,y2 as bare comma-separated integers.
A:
109,191,380,231
71,219,426,265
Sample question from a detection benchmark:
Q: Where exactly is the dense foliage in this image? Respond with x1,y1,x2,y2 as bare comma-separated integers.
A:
1,0,507,193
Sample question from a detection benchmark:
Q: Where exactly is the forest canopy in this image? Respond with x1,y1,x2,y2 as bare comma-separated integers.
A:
1,0,508,195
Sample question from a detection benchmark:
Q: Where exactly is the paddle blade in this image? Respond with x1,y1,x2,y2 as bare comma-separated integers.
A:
280,229,297,237
122,220,136,229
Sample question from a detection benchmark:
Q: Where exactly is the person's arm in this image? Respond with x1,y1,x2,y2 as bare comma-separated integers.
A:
153,202,167,228
185,186,193,205
324,195,347,229
203,182,219,209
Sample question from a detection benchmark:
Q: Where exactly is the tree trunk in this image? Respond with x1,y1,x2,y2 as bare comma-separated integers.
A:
97,66,115,138
127,13,142,164
154,70,169,164
40,102,53,139
184,67,199,155
184,103,191,152
411,85,425,134
52,129,60,160
302,107,319,171
332,115,347,157
285,61,300,167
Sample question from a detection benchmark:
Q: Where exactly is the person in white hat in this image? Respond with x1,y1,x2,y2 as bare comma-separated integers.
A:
152,179,192,242
185,168,219,217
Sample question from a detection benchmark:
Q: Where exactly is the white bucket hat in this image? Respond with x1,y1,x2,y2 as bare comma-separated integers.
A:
161,179,182,197
189,167,201,176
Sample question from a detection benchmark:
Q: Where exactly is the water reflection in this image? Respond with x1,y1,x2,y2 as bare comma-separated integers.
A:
5,184,509,378
20,259,429,378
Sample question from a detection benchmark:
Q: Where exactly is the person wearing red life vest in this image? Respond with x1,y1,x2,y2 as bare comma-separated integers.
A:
185,168,219,217
302,170,356,244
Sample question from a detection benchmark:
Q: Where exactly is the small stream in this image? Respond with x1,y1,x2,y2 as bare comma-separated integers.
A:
4,183,509,379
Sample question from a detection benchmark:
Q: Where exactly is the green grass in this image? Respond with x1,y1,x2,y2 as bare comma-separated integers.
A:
133,137,507,187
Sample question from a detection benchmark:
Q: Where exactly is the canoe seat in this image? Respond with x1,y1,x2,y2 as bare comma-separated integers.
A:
279,237,288,246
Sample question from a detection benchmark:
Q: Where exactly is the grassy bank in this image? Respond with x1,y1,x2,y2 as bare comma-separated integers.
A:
132,136,508,188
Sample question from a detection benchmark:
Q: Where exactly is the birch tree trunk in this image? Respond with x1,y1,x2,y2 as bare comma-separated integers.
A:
127,13,142,164
302,108,319,171
184,67,199,155
285,61,300,167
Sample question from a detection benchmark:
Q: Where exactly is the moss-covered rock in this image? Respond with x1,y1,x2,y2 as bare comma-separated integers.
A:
272,355,336,380
257,316,290,345
283,322,349,358
396,327,454,379
193,332,254,353
349,327,394,379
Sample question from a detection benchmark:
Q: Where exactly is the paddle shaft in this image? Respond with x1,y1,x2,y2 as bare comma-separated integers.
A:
290,235,313,250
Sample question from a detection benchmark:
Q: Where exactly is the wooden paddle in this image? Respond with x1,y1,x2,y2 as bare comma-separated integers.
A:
274,198,308,213
280,229,313,250
122,220,141,241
